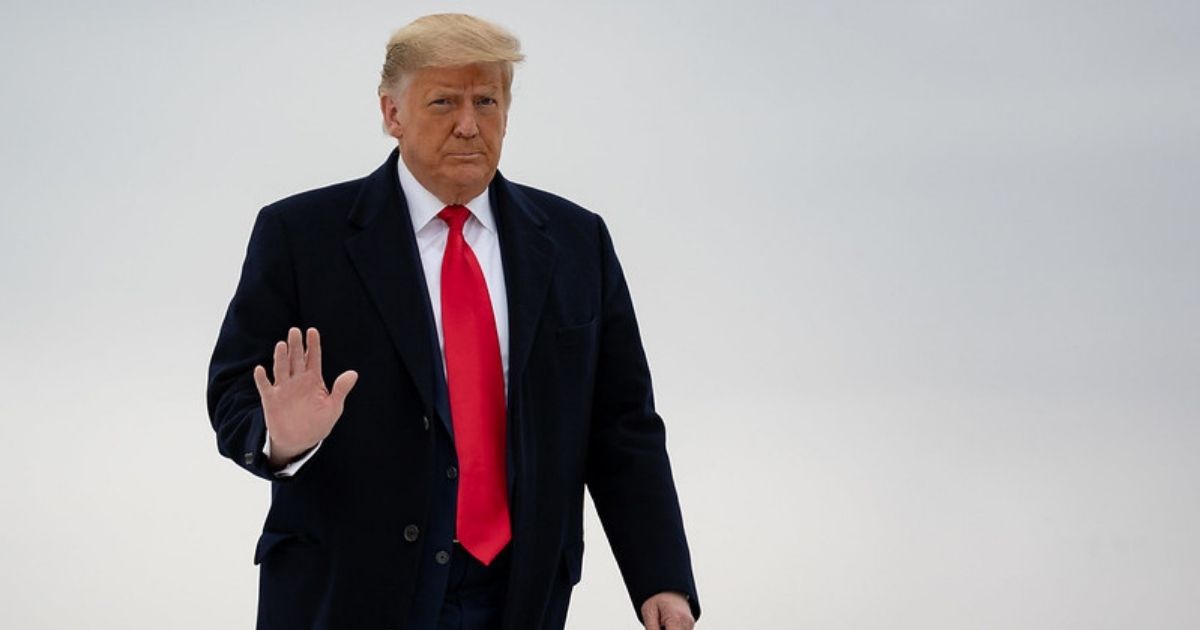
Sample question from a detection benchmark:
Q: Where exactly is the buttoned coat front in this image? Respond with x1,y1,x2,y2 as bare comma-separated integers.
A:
206,150,699,629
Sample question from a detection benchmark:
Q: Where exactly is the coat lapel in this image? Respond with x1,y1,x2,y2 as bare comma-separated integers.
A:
490,171,555,397
344,150,438,418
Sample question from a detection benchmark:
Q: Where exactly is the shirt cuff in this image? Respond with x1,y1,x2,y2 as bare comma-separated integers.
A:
262,430,322,478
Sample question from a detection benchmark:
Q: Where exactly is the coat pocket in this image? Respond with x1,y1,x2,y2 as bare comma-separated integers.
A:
556,319,597,352
253,530,317,565
254,530,329,628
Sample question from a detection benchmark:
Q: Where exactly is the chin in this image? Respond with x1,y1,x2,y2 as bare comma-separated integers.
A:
448,168,494,190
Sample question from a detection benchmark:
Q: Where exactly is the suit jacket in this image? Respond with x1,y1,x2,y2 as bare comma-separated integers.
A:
206,149,699,629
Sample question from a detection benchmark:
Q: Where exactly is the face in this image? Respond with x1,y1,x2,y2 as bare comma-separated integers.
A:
381,62,509,205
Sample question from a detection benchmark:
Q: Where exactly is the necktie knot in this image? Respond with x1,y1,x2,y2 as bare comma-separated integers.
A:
438,205,470,233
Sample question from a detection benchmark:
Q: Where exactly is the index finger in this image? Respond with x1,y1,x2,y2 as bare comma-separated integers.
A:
642,605,659,630
305,327,322,374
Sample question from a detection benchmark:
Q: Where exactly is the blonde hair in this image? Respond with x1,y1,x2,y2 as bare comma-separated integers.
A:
379,14,524,97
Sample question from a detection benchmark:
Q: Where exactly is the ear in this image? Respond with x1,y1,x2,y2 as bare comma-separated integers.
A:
380,92,403,140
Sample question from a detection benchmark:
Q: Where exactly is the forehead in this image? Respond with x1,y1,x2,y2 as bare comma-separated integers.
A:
406,62,506,93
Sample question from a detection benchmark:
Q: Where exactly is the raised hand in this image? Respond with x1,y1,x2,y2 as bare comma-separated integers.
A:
252,327,358,467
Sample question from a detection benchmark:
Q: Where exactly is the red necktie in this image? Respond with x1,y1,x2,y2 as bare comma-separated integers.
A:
438,204,511,565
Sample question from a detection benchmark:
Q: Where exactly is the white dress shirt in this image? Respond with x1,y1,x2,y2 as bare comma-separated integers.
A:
266,156,510,476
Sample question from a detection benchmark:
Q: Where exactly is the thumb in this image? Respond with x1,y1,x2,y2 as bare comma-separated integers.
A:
329,370,359,416
252,365,271,398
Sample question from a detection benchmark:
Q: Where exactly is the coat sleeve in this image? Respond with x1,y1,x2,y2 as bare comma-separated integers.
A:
206,206,299,481
585,215,701,622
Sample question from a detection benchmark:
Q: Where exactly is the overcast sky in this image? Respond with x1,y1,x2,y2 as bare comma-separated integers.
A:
1,1,1197,628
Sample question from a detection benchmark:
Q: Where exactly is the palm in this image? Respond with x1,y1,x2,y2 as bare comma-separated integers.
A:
253,327,358,464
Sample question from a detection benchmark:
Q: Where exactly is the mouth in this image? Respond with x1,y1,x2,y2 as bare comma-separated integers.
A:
447,151,484,159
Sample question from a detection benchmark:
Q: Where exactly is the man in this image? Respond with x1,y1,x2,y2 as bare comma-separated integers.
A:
207,13,699,630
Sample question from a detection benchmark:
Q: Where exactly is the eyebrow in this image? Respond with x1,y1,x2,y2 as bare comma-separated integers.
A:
426,84,500,94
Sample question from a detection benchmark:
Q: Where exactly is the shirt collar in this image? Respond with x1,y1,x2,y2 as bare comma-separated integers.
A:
395,153,496,234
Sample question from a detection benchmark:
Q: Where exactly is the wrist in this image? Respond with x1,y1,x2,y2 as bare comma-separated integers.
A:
265,436,312,469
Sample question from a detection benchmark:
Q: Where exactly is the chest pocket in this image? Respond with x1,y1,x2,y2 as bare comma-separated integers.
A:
556,318,597,353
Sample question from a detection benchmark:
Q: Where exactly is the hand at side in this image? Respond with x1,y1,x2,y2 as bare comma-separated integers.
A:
252,327,358,467
641,591,695,630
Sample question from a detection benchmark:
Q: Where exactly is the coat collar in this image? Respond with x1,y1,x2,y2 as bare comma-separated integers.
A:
343,149,555,417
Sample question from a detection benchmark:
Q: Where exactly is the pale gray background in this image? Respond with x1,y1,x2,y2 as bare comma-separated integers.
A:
1,0,1197,628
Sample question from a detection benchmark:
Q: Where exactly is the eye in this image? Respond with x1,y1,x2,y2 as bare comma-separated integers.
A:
429,98,452,107
476,96,498,107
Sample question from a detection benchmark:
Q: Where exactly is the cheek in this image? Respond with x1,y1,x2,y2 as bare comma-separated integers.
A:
414,132,442,157
487,121,507,145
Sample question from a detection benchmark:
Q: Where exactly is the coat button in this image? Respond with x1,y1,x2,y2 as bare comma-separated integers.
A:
446,466,458,479
403,525,420,542
422,416,431,431
435,550,450,565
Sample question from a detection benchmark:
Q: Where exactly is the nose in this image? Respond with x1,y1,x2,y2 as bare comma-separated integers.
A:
452,105,479,139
